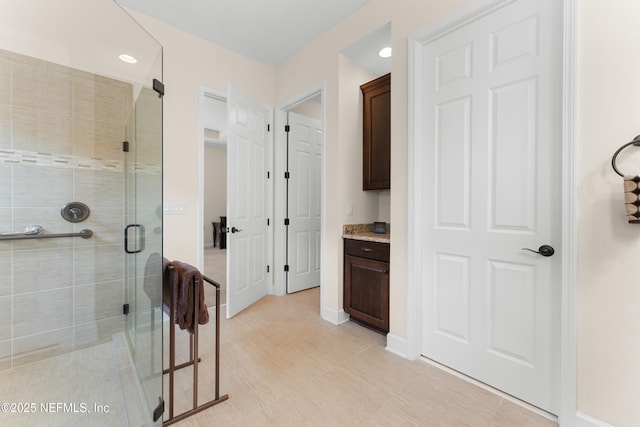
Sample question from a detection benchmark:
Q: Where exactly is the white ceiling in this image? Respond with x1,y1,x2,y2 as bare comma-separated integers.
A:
116,0,370,67
341,23,391,77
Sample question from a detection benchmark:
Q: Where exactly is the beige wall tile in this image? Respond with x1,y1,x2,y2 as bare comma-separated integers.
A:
0,104,10,149
12,207,73,251
0,251,10,297
13,247,73,294
0,296,11,341
73,244,123,286
74,169,124,210
73,117,125,161
0,207,10,237
12,62,72,116
12,106,72,154
13,165,73,207
13,288,73,337
0,165,11,207
0,59,10,104
73,207,123,247
74,280,123,324
0,47,138,366
12,327,73,367
73,76,126,126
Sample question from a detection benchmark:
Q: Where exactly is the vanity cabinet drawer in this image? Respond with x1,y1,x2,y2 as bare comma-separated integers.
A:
344,239,389,262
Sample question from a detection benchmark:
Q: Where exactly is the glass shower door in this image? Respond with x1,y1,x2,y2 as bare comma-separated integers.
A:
124,68,164,423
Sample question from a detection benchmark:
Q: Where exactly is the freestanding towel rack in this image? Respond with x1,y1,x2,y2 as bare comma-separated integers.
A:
163,265,228,425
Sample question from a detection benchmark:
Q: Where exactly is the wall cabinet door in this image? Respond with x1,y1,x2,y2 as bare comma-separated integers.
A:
361,73,391,190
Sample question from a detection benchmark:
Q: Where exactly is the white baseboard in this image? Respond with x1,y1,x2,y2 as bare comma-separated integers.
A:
576,412,615,427
385,333,410,359
321,304,350,325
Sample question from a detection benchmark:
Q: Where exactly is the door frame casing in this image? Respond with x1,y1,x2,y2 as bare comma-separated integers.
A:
274,83,326,297
403,0,577,425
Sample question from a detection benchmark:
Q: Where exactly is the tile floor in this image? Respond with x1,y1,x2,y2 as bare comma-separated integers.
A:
203,247,226,307
166,287,558,426
0,341,128,427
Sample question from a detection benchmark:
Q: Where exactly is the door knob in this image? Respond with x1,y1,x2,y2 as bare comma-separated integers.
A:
230,226,243,234
522,245,555,257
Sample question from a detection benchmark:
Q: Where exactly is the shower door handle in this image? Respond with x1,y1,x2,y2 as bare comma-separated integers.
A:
124,224,145,254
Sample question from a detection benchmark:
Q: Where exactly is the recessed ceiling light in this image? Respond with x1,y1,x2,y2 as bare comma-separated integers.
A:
118,54,138,64
378,47,392,58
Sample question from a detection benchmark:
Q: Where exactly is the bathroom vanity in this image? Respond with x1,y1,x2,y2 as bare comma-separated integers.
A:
343,225,390,333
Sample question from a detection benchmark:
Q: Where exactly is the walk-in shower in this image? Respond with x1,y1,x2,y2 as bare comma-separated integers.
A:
0,1,163,425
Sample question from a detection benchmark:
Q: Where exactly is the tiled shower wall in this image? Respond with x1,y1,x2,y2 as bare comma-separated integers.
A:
0,48,133,370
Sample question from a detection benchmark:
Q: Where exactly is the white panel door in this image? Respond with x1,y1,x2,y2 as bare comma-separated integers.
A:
420,0,562,414
226,84,270,318
287,112,322,293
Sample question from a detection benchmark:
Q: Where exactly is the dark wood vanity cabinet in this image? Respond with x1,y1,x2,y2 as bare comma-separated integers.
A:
343,239,389,332
361,73,391,190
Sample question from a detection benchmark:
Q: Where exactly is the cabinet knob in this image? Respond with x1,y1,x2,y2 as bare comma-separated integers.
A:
361,247,372,252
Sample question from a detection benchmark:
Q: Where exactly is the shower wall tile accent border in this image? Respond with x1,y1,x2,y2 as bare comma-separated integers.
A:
0,148,124,171
0,148,161,175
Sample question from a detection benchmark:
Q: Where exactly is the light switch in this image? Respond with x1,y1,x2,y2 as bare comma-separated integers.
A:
163,202,186,215
347,202,353,216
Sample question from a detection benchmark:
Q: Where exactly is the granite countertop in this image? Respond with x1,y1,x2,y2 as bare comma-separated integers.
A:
342,223,390,243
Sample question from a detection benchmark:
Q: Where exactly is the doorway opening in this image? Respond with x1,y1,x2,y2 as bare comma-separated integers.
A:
199,84,271,318
275,87,325,296
200,89,228,307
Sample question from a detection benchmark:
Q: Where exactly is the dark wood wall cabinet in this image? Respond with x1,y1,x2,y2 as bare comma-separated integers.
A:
361,73,391,190
343,238,389,333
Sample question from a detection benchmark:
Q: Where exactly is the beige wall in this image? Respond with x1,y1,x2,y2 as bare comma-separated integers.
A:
132,0,640,424
577,2,640,425
275,0,472,340
127,10,275,266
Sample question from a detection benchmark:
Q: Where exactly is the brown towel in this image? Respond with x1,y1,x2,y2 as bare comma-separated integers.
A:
623,175,640,223
163,259,209,333
162,257,177,319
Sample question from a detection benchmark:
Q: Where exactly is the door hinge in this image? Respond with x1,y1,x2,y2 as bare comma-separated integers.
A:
267,171,271,179
284,125,290,132
153,398,164,422
153,79,164,97
122,141,129,152
284,265,290,272
267,124,271,132
267,218,270,226
284,218,289,226
284,171,290,179
123,303,130,316
267,265,270,273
